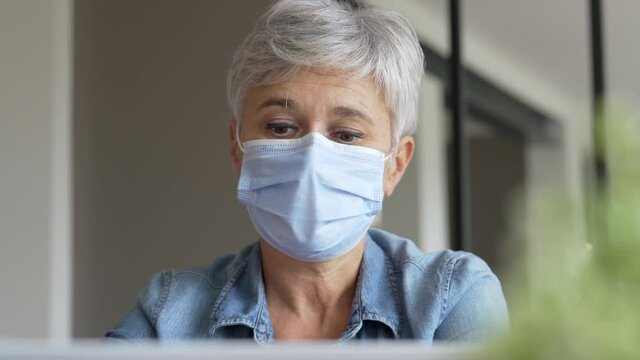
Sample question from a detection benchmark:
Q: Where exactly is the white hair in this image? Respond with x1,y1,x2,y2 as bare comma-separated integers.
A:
226,0,424,145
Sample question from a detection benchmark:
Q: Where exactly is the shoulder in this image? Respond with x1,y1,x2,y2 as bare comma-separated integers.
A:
368,228,508,340
109,242,259,339
146,242,257,312
433,250,509,341
145,245,251,298
171,244,254,292
368,227,495,302
368,227,486,278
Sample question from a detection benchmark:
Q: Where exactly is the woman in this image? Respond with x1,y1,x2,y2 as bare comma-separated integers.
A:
107,0,508,343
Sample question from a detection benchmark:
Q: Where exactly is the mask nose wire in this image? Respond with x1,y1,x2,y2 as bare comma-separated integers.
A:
236,121,245,153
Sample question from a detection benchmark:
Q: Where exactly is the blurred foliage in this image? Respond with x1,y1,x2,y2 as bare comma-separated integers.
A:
486,107,640,360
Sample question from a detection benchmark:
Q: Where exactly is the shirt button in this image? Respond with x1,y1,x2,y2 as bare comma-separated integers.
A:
258,324,267,333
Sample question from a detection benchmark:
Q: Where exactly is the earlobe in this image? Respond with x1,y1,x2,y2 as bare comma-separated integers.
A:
383,136,415,198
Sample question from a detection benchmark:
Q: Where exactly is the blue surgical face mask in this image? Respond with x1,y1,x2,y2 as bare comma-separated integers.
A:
236,131,391,262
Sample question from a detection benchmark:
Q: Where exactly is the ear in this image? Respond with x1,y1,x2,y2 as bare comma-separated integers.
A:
229,120,242,178
383,136,415,198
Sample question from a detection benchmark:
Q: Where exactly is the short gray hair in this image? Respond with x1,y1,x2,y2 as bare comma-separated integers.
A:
226,0,424,144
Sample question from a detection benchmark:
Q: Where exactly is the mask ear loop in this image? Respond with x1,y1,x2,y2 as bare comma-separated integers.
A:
236,121,246,153
383,137,398,162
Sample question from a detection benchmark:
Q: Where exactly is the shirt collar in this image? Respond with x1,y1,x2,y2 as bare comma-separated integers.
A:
208,231,401,342
208,243,273,344
342,233,401,340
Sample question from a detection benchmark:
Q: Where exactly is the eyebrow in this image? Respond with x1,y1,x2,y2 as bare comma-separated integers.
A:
256,97,375,125
257,97,297,111
332,106,375,125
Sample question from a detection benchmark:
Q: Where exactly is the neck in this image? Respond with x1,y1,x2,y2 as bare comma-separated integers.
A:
260,239,365,316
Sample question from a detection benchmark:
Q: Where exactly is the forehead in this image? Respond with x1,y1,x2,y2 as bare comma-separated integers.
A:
245,69,388,114
276,70,376,92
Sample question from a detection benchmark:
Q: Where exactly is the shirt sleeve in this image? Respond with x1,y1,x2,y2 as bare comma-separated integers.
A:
434,253,509,342
105,271,171,339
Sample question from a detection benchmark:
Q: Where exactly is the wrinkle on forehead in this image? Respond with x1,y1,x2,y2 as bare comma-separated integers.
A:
281,70,380,109
246,67,392,129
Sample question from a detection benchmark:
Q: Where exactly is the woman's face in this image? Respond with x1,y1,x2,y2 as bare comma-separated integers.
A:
230,69,413,198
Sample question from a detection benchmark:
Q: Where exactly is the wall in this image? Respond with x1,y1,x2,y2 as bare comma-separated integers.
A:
73,0,271,338
382,75,450,252
0,0,72,339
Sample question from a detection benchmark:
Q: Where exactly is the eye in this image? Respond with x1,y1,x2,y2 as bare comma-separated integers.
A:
333,130,364,144
266,121,298,137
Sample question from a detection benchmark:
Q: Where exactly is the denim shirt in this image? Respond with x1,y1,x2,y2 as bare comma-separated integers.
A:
106,228,508,343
